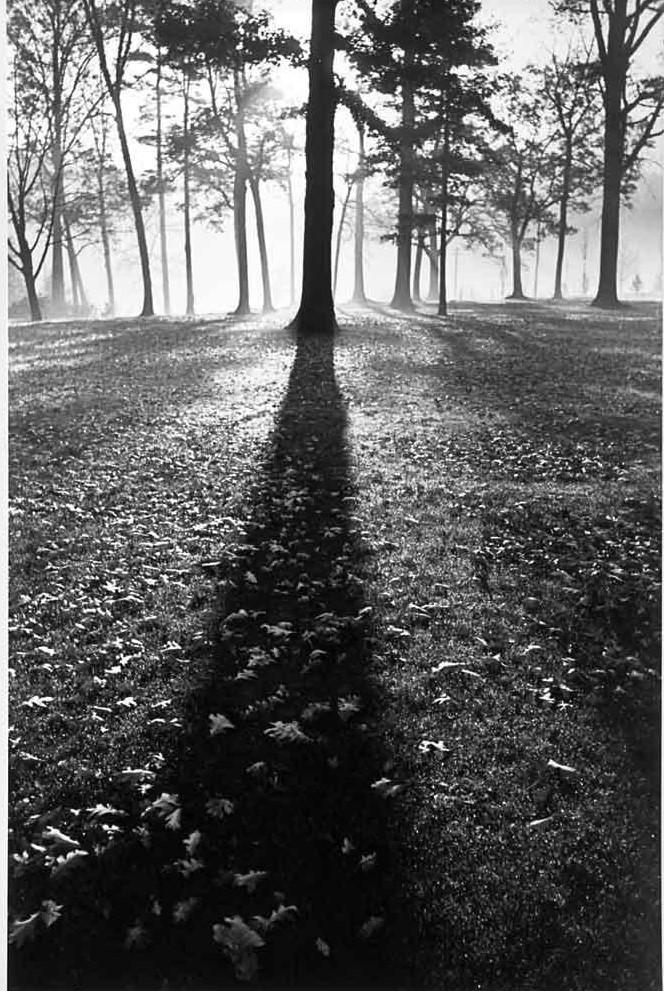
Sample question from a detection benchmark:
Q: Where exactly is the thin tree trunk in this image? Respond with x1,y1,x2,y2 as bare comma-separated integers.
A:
51,170,65,310
25,262,42,321
182,72,194,316
97,161,115,315
391,71,415,311
426,221,438,301
292,0,338,334
413,231,424,302
553,145,572,299
248,172,274,312
63,214,88,308
438,118,450,317
114,98,154,316
156,51,171,315
593,52,623,307
352,123,366,304
333,178,354,298
233,70,250,315
533,223,542,299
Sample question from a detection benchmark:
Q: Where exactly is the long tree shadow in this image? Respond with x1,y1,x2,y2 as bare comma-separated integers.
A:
11,330,408,991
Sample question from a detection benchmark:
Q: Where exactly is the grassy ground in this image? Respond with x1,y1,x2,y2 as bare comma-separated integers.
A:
8,301,661,991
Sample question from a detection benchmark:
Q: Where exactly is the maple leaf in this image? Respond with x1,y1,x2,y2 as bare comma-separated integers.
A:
40,900,63,929
206,797,235,819
233,870,268,893
245,761,268,778
418,740,450,755
316,937,331,957
209,713,235,735
184,830,202,856
173,897,199,924
42,826,79,851
143,792,179,819
50,850,89,878
86,803,127,820
264,721,310,744
124,922,149,949
165,808,182,831
213,916,265,982
9,912,41,948
358,916,385,939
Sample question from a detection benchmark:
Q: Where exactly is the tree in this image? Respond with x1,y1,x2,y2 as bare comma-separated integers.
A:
352,121,367,304
82,0,155,316
8,0,97,314
7,52,56,321
539,49,603,299
554,0,664,307
291,0,339,334
483,76,560,300
349,0,495,313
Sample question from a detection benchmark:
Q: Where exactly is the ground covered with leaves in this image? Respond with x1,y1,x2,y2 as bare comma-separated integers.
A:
8,301,661,991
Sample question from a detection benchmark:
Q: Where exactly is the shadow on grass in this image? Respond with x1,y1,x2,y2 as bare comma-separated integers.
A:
10,329,408,991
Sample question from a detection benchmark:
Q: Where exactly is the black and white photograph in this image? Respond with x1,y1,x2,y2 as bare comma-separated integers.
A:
6,1,662,989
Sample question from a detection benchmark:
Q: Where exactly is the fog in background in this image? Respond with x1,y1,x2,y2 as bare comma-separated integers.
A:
10,0,662,318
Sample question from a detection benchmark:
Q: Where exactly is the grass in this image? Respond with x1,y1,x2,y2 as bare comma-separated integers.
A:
8,301,661,991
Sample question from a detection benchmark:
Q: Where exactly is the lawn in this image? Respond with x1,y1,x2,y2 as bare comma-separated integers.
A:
8,301,661,991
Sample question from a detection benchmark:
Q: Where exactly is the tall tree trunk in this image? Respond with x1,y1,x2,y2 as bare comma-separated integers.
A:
391,71,415,311
333,179,354,298
114,97,154,316
183,82,195,316
292,0,338,334
533,223,542,299
413,231,424,302
437,119,450,317
426,221,438,301
156,52,171,315
553,144,572,300
593,37,624,308
51,46,65,312
24,261,42,321
233,70,250,316
63,214,88,308
508,232,526,299
97,160,115,315
352,123,366,304
286,141,296,306
248,172,274,312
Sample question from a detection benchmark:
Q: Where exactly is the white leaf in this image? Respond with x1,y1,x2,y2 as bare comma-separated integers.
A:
264,721,310,744
9,912,41,948
209,713,235,735
233,870,268,893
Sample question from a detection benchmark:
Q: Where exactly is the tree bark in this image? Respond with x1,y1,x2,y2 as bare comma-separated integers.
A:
391,71,415,311
233,70,250,315
286,141,296,306
248,172,274,312
508,233,526,299
292,0,338,334
413,231,424,302
183,73,194,316
97,158,115,315
114,98,155,316
50,35,65,312
333,179,354,298
437,119,450,317
352,123,366,304
156,52,171,315
426,221,439,301
593,9,625,309
553,144,572,299
63,214,88,308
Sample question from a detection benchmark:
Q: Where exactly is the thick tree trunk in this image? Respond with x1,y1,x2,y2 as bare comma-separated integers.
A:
413,231,424,302
593,50,624,307
114,97,154,316
391,72,415,311
553,146,572,299
352,124,366,304
438,210,448,317
507,233,526,299
333,179,354,298
286,142,296,306
183,77,194,316
19,245,42,321
156,53,171,315
248,173,274,312
426,221,438,301
292,0,338,334
97,163,115,315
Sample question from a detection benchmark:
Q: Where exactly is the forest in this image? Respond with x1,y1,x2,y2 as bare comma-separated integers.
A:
7,0,664,321
7,2,663,991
